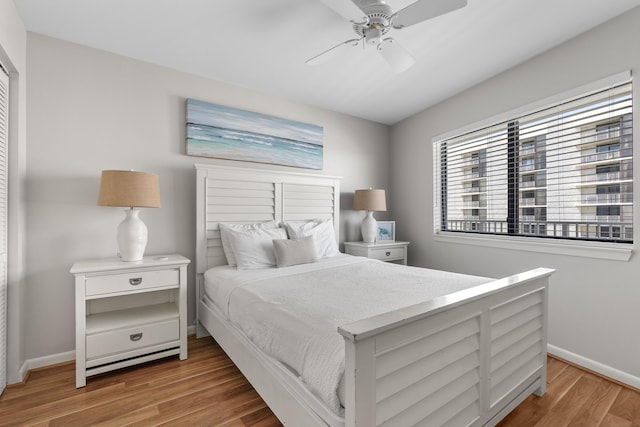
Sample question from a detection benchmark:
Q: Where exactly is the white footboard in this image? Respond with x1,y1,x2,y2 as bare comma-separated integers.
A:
338,268,553,427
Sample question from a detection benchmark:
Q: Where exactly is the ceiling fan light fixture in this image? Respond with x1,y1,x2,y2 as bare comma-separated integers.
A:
378,38,415,73
365,26,383,46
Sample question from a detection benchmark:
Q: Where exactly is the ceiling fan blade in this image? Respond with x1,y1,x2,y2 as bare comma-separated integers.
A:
318,0,367,22
378,38,415,73
306,38,361,65
393,0,467,29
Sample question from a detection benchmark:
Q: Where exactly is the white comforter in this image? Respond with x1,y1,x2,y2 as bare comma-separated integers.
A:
204,255,492,416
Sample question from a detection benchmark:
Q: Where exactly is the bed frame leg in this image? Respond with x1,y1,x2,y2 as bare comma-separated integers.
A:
534,351,548,397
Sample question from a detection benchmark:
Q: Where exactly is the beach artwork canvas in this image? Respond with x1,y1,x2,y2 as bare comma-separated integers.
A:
186,99,323,170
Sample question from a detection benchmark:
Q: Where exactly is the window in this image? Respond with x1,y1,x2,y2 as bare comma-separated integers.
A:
596,143,620,153
596,205,620,216
434,80,633,243
600,226,621,239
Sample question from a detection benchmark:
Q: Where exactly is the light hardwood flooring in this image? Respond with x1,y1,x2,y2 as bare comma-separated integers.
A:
2,335,639,426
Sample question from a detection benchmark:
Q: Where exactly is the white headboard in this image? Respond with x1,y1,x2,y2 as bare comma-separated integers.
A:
194,163,342,275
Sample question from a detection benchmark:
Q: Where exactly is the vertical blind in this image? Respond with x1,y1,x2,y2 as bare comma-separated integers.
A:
0,65,8,393
434,80,633,243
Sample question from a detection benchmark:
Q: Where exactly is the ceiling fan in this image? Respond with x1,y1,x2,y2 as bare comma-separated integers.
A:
307,0,467,73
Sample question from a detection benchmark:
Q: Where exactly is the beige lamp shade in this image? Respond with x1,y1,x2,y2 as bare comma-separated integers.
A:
98,170,160,262
352,189,386,212
353,188,386,243
98,170,161,208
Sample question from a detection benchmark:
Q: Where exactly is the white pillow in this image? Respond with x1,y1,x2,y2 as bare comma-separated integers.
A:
219,221,280,266
227,226,287,270
284,219,340,258
282,220,317,234
273,236,318,268
284,219,323,238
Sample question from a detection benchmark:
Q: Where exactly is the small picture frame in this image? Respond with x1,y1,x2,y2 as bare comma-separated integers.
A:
376,221,395,242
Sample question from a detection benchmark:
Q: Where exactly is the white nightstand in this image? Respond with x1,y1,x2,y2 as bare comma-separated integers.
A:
70,254,190,388
344,241,410,265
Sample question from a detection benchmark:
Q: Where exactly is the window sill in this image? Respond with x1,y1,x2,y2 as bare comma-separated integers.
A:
433,232,633,261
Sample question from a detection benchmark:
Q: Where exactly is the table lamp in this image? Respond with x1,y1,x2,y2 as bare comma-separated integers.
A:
98,170,161,262
353,188,386,243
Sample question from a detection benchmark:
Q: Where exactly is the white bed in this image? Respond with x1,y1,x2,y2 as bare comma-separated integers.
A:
194,164,554,426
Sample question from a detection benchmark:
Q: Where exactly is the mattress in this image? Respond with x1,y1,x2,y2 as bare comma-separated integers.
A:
203,254,492,417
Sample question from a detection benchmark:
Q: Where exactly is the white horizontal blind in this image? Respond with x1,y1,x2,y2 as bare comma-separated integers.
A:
434,80,633,243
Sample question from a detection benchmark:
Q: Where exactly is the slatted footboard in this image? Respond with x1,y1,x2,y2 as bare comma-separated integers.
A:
339,268,553,427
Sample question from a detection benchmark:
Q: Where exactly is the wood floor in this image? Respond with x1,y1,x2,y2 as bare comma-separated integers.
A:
2,335,639,426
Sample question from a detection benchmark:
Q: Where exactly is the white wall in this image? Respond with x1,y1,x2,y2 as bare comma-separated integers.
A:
24,33,390,362
391,7,640,386
0,0,28,384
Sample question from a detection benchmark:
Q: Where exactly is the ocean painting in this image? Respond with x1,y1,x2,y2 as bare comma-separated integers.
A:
186,99,323,170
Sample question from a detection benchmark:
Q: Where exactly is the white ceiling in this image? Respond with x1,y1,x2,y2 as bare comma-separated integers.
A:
14,0,640,125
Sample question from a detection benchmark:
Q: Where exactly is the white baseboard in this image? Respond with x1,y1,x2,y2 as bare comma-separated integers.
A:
14,325,199,384
548,344,640,390
7,358,45,385
17,360,29,384
25,350,76,372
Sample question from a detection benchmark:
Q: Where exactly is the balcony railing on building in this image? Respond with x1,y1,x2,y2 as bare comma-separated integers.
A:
464,171,481,180
463,184,485,193
445,218,632,242
463,201,482,208
581,214,626,223
520,163,537,172
581,171,623,183
580,194,632,204
520,198,537,206
581,127,621,144
446,219,508,234
581,151,623,164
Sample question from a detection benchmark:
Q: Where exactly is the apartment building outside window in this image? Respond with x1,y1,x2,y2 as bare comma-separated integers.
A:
434,79,633,244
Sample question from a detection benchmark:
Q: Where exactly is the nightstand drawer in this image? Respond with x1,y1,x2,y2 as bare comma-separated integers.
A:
369,247,405,261
85,269,179,296
86,318,179,359
344,241,409,265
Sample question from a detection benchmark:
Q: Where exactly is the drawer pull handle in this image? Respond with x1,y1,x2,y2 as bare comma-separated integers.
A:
385,251,391,256
130,333,143,342
129,277,143,286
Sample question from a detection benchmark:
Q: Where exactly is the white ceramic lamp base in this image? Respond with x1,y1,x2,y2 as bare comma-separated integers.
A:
117,208,148,262
361,211,377,243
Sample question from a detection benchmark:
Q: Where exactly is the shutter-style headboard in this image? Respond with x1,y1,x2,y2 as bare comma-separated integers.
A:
194,164,342,275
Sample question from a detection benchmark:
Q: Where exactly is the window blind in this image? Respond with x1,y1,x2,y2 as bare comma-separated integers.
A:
434,80,633,243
